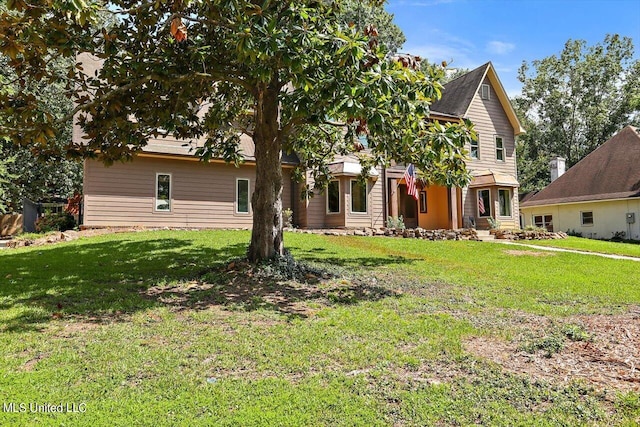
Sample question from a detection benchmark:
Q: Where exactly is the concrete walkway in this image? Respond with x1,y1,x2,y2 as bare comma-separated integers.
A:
496,240,640,262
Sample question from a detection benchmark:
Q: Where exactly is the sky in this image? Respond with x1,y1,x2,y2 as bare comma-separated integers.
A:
385,0,640,97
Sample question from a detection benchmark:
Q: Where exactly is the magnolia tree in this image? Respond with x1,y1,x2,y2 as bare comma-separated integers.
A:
0,0,474,262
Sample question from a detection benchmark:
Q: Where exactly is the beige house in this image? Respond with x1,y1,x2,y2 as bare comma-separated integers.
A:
81,62,524,230
520,126,640,240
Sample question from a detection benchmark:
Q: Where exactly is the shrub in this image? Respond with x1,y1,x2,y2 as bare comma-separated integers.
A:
283,208,294,228
487,216,501,229
35,211,76,233
386,215,405,230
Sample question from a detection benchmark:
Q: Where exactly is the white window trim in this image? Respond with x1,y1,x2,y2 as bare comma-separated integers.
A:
495,135,505,162
477,188,491,218
497,188,512,218
235,178,251,214
326,180,340,215
533,214,553,230
154,172,172,213
580,211,594,226
481,84,490,100
350,179,368,214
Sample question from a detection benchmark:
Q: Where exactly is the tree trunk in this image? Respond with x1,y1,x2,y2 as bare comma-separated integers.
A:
247,81,284,262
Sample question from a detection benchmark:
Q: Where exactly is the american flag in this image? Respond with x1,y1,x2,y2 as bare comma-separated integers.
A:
403,164,419,201
478,195,486,215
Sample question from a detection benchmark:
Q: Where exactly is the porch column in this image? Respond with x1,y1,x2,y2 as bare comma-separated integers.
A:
389,178,398,218
449,187,459,229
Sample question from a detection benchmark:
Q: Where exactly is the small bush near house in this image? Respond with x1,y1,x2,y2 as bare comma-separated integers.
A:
386,215,405,230
487,216,501,229
567,229,583,237
35,211,76,233
283,208,294,228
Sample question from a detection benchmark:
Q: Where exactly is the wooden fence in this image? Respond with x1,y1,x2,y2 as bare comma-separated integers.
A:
1,214,23,237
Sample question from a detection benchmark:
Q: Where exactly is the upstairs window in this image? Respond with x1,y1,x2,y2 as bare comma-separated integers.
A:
327,180,340,214
236,178,250,214
350,180,367,213
495,136,505,161
481,84,490,100
470,133,479,159
155,173,171,211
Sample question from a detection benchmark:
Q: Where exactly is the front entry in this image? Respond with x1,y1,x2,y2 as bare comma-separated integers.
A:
398,184,418,228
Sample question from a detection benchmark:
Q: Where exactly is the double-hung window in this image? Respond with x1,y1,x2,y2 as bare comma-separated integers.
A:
350,180,367,213
327,180,340,214
477,189,491,218
495,136,505,161
498,189,512,217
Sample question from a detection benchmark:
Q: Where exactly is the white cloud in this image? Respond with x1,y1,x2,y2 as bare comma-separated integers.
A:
403,29,477,69
486,41,516,55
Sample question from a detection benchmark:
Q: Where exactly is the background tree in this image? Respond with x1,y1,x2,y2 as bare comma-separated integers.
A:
335,0,405,53
0,5,82,212
514,34,640,193
0,1,474,262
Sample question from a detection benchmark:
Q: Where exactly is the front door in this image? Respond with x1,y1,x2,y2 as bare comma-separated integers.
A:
398,184,418,228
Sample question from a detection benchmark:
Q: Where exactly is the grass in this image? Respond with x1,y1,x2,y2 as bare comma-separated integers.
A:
524,236,640,258
0,230,639,426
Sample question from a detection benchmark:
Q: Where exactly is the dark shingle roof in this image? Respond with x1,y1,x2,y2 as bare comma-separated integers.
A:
430,63,490,118
520,126,640,207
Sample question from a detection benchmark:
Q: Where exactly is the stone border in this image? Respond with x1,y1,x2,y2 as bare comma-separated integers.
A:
491,229,567,240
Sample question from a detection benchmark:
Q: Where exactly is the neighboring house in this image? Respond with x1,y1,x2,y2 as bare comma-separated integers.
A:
80,61,524,230
520,126,640,240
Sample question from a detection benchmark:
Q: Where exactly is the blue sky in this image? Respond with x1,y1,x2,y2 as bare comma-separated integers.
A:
386,0,640,97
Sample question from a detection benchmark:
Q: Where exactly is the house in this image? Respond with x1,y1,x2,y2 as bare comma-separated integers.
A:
80,61,524,230
520,126,640,240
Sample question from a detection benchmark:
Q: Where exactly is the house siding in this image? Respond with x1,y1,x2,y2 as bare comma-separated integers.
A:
521,199,640,240
83,157,293,228
462,76,519,229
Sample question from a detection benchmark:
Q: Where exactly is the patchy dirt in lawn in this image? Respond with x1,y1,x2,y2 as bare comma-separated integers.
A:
142,259,399,318
503,249,556,257
465,308,640,392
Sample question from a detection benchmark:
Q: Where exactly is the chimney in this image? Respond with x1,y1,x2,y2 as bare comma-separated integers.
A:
550,157,566,182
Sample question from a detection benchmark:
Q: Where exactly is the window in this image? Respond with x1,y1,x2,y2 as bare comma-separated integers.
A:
581,211,594,226
419,191,427,213
477,189,491,218
350,180,367,213
498,189,512,217
533,215,553,232
481,84,490,100
470,133,479,159
495,136,505,161
155,173,171,211
236,178,250,214
327,180,340,213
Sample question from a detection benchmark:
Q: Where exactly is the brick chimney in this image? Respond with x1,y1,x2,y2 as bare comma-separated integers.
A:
550,157,566,182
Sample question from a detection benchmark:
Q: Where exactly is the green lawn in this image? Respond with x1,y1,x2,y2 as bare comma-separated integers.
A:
1,230,638,426
521,236,640,258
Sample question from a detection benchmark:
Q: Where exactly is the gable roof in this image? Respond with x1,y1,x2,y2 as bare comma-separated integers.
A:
430,62,525,135
521,126,640,207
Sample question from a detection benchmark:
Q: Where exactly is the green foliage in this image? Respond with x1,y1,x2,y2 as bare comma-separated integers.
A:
562,324,591,342
487,216,501,229
1,230,638,425
386,215,405,230
283,208,294,228
35,211,76,233
519,333,565,358
0,1,475,260
515,35,640,192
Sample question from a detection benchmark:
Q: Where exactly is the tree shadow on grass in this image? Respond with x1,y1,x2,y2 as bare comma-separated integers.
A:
0,238,247,332
0,236,404,331
288,245,419,268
